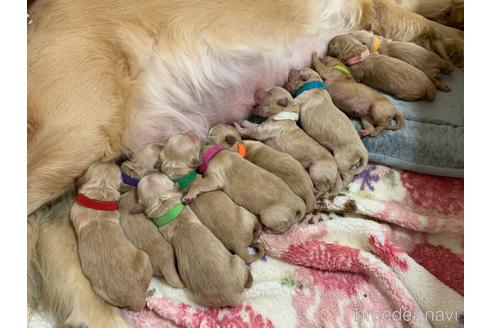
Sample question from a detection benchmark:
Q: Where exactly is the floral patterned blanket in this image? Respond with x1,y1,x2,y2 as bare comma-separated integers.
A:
125,165,464,328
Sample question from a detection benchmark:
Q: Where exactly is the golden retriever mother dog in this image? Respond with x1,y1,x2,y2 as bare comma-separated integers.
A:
28,0,463,326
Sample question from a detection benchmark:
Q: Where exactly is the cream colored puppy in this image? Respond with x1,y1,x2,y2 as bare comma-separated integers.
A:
234,89,342,196
311,54,404,137
119,144,183,287
133,173,252,307
284,68,368,184
70,162,153,311
178,136,306,233
209,123,316,213
327,33,437,101
350,30,453,91
158,133,265,264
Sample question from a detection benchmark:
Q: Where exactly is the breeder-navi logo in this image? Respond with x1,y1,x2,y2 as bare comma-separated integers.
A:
354,309,464,324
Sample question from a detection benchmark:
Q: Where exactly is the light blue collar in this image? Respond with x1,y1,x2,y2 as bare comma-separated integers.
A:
294,81,327,97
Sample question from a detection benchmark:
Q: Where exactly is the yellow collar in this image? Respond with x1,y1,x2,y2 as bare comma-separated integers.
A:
371,36,381,53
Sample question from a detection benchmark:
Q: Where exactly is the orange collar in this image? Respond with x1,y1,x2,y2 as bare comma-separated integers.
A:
237,143,247,158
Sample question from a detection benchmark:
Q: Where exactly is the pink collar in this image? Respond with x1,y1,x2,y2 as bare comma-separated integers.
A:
196,145,224,174
345,49,370,66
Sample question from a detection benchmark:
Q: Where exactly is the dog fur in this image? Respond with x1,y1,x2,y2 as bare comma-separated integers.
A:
327,33,437,101
393,0,464,29
350,30,453,91
134,173,252,307
235,88,342,195
311,54,404,137
209,123,316,213
70,162,153,311
181,143,306,233
158,134,265,264
284,68,368,184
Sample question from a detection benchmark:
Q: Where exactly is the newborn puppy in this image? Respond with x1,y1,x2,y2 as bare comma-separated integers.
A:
70,162,153,311
209,123,316,213
158,133,265,264
312,53,404,137
119,144,183,287
234,89,342,195
134,173,252,307
327,33,437,101
350,30,453,91
179,135,306,233
284,68,368,184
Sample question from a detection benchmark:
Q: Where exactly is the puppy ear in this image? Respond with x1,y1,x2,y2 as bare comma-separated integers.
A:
225,135,237,145
300,73,310,81
74,175,87,189
276,98,288,107
130,203,144,214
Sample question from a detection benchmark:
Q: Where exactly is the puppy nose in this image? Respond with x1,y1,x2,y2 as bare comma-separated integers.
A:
184,131,198,141
254,89,266,103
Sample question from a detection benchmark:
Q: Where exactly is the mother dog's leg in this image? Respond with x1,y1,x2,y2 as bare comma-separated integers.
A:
357,0,464,66
30,194,130,328
28,32,135,214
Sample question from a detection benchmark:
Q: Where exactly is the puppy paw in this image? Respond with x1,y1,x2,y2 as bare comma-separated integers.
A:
358,129,370,137
182,192,198,204
240,120,259,129
234,122,245,134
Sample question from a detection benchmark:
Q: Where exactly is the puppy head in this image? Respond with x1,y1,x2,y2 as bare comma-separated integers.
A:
349,30,375,48
208,123,242,150
133,173,179,217
75,161,122,191
159,132,202,178
253,86,298,117
327,34,368,61
285,68,323,94
121,143,163,179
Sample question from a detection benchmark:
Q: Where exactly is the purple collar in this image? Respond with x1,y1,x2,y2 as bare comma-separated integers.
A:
122,172,140,187
196,145,224,174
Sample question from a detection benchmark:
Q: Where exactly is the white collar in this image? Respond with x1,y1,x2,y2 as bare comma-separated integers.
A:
272,111,299,121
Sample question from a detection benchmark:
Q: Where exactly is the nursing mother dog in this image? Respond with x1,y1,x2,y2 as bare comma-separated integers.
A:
28,0,463,326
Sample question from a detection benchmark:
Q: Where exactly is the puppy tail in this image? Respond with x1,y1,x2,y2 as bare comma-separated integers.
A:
386,110,405,130
238,242,266,264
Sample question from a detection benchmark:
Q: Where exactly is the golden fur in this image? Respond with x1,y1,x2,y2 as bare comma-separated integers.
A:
393,0,464,29
235,88,342,195
182,143,306,233
158,134,265,264
327,34,437,101
70,162,153,311
209,123,316,213
350,30,453,91
135,173,252,307
284,68,368,184
311,54,404,136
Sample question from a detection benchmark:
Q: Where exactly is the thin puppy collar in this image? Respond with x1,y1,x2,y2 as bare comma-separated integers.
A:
76,193,119,211
345,49,370,66
237,143,247,158
371,36,381,53
196,145,224,174
174,170,198,190
334,64,352,75
121,172,139,187
153,202,184,226
294,81,327,97
272,111,299,121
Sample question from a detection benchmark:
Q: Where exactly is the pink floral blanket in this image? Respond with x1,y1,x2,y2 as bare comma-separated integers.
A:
125,165,464,328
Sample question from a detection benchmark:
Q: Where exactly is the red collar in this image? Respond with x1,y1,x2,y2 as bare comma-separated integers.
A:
76,193,119,211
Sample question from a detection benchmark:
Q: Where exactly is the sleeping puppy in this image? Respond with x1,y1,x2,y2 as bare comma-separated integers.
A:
133,173,252,307
234,89,342,196
70,162,153,311
311,53,404,137
158,133,265,264
327,33,437,101
179,135,306,233
284,68,368,185
350,30,453,91
393,0,464,29
119,144,183,287
209,123,316,213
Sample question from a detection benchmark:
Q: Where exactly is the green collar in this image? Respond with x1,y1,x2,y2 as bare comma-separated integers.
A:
174,170,197,190
153,202,185,226
334,64,352,75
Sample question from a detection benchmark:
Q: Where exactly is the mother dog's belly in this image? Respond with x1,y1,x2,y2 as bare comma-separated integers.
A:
123,0,356,151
